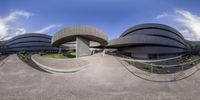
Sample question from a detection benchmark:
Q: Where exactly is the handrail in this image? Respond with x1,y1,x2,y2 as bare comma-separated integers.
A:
121,57,200,68
107,52,184,62
107,52,200,68
115,55,200,82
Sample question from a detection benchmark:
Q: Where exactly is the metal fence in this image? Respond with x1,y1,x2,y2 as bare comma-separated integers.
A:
107,52,200,74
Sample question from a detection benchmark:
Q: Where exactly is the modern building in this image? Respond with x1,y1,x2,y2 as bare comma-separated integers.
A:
4,33,60,53
107,23,189,60
0,24,194,60
0,41,8,54
52,25,108,57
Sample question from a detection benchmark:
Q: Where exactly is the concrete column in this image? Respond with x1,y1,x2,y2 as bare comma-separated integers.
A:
58,48,62,53
102,49,105,56
76,37,90,58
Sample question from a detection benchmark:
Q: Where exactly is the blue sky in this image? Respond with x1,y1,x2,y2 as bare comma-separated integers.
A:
1,0,200,40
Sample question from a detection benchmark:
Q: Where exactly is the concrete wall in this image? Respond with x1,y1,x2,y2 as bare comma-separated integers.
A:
76,37,90,57
52,25,108,47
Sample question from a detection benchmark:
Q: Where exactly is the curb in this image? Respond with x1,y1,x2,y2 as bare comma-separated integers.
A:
31,55,89,74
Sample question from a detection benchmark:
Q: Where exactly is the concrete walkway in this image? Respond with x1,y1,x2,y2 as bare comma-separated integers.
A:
0,54,200,100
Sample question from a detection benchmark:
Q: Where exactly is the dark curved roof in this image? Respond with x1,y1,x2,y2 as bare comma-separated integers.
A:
108,23,188,54
8,33,51,42
52,25,108,47
6,33,57,52
120,23,184,39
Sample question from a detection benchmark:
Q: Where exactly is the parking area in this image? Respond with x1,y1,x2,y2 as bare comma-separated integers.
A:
0,54,200,100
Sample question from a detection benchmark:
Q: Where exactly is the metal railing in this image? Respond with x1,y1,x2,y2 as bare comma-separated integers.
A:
107,52,200,81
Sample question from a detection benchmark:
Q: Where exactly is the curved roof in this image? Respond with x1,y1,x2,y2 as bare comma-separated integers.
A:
8,33,51,42
7,33,51,45
5,33,57,52
52,25,108,47
108,35,186,49
108,23,188,54
120,23,184,39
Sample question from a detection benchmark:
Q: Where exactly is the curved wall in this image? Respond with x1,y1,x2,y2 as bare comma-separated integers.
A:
52,25,108,47
108,23,189,59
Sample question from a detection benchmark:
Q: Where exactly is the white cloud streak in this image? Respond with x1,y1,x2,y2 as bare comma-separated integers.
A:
0,10,33,40
4,10,32,22
34,24,61,33
0,10,61,40
175,9,200,40
156,9,200,41
155,13,170,19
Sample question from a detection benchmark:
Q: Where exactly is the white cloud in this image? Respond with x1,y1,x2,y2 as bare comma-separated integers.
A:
15,28,26,35
156,9,200,41
0,19,8,40
0,10,33,40
3,28,27,40
4,10,32,22
174,9,200,40
34,24,62,33
155,13,170,19
179,29,196,41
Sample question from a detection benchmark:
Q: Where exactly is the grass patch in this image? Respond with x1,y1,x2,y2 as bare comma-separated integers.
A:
43,53,67,58
43,51,76,58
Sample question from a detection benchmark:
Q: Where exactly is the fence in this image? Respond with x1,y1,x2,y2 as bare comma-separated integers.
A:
107,52,200,81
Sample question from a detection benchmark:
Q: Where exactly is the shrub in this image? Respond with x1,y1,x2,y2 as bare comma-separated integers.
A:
156,69,161,74
18,51,30,62
127,61,134,65
184,55,192,62
176,59,181,64
62,51,76,58
146,63,153,72
156,67,163,74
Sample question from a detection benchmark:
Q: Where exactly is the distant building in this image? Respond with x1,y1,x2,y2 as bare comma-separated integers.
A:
0,41,8,54
3,33,60,53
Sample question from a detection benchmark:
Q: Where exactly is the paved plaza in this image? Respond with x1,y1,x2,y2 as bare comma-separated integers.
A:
0,54,200,100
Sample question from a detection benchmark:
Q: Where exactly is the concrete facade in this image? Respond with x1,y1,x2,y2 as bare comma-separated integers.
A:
107,23,189,60
52,25,108,47
76,37,90,57
52,25,108,57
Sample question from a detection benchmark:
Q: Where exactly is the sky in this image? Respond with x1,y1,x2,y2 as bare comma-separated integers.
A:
0,0,200,40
